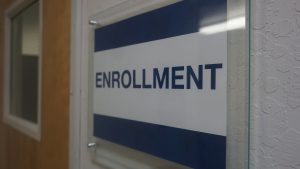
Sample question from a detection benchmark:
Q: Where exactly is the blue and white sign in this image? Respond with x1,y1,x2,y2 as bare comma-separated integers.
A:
92,0,227,168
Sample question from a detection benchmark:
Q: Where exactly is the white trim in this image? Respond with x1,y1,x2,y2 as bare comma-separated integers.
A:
69,0,83,168
2,0,43,141
226,0,249,168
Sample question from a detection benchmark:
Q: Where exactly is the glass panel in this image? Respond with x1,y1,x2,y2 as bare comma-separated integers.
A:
87,0,250,168
10,1,40,123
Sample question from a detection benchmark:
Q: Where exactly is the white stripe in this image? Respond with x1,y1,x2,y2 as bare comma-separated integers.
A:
93,32,227,136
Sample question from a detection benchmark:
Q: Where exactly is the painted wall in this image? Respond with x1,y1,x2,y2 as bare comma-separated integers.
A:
251,0,300,169
0,0,71,169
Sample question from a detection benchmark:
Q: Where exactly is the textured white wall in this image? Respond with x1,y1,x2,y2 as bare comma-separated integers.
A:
251,0,300,169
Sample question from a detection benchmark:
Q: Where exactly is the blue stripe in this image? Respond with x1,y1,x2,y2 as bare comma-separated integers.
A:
94,0,226,52
94,114,226,169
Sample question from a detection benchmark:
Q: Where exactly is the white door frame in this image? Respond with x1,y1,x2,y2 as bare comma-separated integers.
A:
69,0,82,168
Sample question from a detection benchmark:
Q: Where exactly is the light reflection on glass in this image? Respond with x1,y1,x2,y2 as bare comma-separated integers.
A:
199,16,245,35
